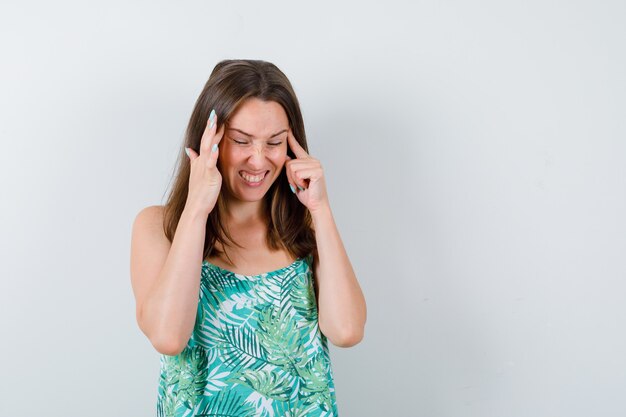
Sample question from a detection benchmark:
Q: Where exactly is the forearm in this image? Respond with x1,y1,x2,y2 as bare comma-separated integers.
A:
312,204,367,347
140,207,207,353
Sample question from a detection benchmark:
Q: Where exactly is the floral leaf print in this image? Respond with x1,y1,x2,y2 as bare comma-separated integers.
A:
194,282,257,350
193,389,256,417
157,258,339,416
228,292,256,310
203,266,255,294
284,403,317,417
289,273,318,322
256,304,308,373
249,272,290,306
296,352,334,412
218,322,269,372
248,261,302,309
202,355,232,395
158,346,209,414
229,368,293,402
241,390,276,417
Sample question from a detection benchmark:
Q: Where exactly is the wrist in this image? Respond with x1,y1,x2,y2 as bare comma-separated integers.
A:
310,203,332,223
181,205,210,224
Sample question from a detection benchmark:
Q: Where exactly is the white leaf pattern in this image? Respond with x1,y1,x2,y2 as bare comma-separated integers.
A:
156,254,338,417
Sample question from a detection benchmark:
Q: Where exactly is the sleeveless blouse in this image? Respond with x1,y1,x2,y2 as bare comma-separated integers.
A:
156,253,339,417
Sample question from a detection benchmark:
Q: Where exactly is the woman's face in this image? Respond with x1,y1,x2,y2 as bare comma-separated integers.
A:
217,97,289,203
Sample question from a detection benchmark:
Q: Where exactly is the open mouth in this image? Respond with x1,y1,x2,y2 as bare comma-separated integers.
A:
239,170,269,186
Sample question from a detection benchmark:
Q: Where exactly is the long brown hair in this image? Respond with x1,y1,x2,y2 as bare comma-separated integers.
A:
162,59,316,266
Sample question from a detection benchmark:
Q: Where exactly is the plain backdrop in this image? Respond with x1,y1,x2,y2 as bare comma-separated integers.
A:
1,1,625,416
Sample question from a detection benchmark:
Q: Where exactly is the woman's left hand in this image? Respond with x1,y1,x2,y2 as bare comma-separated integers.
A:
284,129,329,214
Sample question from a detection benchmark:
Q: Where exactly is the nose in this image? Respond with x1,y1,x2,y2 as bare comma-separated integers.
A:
247,143,268,164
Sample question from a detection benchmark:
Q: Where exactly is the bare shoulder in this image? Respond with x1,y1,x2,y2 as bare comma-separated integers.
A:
134,205,165,227
131,205,169,260
130,205,170,316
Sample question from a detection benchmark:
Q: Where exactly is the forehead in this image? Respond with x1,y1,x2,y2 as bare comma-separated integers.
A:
227,98,288,136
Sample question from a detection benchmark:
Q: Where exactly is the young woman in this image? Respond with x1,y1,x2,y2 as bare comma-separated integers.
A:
130,59,366,416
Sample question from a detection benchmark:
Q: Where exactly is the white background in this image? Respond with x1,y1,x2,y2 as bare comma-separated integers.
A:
1,1,625,416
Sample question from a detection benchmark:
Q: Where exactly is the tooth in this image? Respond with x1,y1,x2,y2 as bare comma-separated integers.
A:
241,171,265,182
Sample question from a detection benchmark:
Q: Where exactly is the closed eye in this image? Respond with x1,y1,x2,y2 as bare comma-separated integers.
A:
233,139,282,146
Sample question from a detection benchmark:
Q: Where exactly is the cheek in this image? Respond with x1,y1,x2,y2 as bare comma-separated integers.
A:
223,147,247,162
268,146,287,162
216,148,238,171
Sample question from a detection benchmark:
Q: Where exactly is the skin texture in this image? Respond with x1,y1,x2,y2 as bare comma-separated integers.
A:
217,98,290,222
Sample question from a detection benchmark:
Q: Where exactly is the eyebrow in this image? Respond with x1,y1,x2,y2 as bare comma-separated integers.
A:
227,127,288,139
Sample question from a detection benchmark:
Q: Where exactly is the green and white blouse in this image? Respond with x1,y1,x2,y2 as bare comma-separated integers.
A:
156,253,339,417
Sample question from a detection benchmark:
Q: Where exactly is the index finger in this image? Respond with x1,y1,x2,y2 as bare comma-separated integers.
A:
200,114,225,156
287,129,309,159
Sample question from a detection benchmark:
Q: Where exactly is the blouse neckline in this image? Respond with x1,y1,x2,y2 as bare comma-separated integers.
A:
202,257,305,278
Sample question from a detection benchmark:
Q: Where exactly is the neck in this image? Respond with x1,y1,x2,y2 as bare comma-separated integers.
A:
222,195,267,227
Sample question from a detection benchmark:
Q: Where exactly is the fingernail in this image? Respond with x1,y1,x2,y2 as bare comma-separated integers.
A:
289,184,296,193
209,109,216,129
211,143,218,153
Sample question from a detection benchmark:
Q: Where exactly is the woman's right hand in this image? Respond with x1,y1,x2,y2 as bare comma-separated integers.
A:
184,111,225,217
